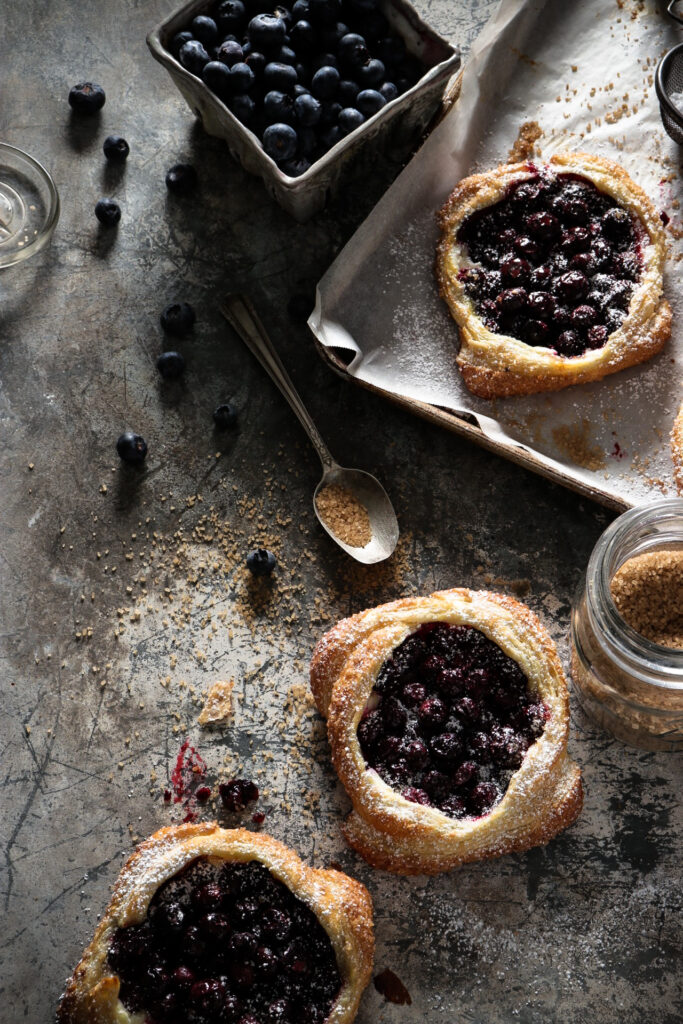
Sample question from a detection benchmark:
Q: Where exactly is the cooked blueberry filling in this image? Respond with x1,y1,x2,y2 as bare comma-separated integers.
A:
357,622,548,819
457,172,643,357
107,858,341,1023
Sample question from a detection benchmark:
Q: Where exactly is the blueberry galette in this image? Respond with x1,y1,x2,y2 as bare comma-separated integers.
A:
310,590,583,875
57,825,374,1024
436,153,670,397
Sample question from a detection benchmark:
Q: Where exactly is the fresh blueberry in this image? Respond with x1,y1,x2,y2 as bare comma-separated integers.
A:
103,135,129,162
264,61,298,93
338,106,364,134
318,100,341,126
355,88,386,116
294,92,321,126
289,19,315,53
213,403,238,429
310,65,340,99
293,82,309,97
117,432,147,465
169,31,193,57
245,50,266,77
68,81,106,113
338,79,360,105
216,39,244,66
248,13,287,52
337,32,369,67
202,60,233,98
263,122,298,161
263,90,295,124
216,0,246,34
230,93,256,123
246,549,276,576
161,301,196,335
292,0,311,19
356,57,385,87
165,163,198,194
279,156,311,176
230,61,256,93
179,39,210,74
95,198,120,227
156,351,186,379
379,81,398,102
191,15,218,46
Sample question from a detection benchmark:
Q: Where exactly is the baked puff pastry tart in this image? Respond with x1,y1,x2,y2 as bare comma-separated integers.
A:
58,824,374,1024
436,152,671,398
310,589,583,875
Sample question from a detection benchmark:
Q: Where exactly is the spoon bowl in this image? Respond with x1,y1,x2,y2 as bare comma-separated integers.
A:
221,295,399,564
314,464,400,564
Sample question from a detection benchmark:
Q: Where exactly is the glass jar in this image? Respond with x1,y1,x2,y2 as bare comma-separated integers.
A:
571,498,683,751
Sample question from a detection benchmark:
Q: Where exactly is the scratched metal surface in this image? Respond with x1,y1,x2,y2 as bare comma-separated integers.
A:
0,1,681,1022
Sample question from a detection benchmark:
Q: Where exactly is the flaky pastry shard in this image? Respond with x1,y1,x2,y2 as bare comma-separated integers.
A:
436,152,670,397
311,589,583,875
57,823,374,1024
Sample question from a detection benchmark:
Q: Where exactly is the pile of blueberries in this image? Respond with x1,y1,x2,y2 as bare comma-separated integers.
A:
169,0,425,176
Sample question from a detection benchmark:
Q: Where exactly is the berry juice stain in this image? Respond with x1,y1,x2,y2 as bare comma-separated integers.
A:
169,739,208,822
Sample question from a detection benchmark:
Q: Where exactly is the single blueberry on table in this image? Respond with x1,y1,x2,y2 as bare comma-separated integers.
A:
216,39,244,66
103,135,129,162
156,351,186,379
264,61,298,93
160,301,196,335
169,30,193,57
202,60,233,98
248,13,287,52
246,549,277,576
95,198,121,226
263,122,298,161
116,432,147,465
338,106,364,135
294,92,321,126
310,65,340,99
230,61,256,93
356,88,386,116
179,39,210,75
263,90,295,124
165,163,198,194
213,403,238,430
191,14,218,46
68,81,106,113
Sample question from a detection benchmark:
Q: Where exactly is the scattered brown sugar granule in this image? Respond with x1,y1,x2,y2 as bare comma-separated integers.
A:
551,419,605,472
507,120,543,162
197,679,234,726
315,484,372,548
610,550,683,649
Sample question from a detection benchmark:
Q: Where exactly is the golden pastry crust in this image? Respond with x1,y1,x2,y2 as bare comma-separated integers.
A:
311,589,583,875
436,151,671,398
672,402,683,495
57,824,374,1024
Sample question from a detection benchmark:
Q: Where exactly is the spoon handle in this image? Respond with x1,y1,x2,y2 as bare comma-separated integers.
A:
220,295,336,471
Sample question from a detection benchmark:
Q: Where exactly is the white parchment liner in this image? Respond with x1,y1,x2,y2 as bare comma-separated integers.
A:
310,0,683,507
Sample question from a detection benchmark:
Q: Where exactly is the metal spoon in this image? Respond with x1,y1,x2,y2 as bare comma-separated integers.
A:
220,295,399,564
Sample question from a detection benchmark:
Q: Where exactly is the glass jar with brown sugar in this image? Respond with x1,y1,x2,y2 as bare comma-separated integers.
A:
571,499,683,751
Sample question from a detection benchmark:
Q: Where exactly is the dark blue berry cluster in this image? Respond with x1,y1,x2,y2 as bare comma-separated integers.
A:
168,0,424,175
107,857,341,1023
358,621,548,819
457,171,643,358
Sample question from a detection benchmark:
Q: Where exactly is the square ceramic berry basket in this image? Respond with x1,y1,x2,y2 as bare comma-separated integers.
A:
147,0,460,221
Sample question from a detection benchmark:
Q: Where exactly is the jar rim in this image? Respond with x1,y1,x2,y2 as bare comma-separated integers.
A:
586,498,683,687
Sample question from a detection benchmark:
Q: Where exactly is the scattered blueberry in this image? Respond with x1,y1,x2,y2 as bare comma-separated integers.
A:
156,351,186,379
262,123,297,162
213,402,238,429
246,548,277,576
161,301,196,335
219,778,259,810
103,135,129,162
165,163,198,194
95,198,121,227
68,81,106,113
116,431,147,465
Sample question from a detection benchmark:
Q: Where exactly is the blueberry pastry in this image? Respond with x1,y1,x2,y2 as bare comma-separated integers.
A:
57,824,374,1024
436,153,671,397
310,590,583,875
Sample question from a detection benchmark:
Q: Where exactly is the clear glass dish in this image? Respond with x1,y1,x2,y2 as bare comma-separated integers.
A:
571,499,683,750
0,142,60,268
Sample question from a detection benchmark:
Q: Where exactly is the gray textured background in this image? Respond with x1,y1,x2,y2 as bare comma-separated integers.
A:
0,1,681,1022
